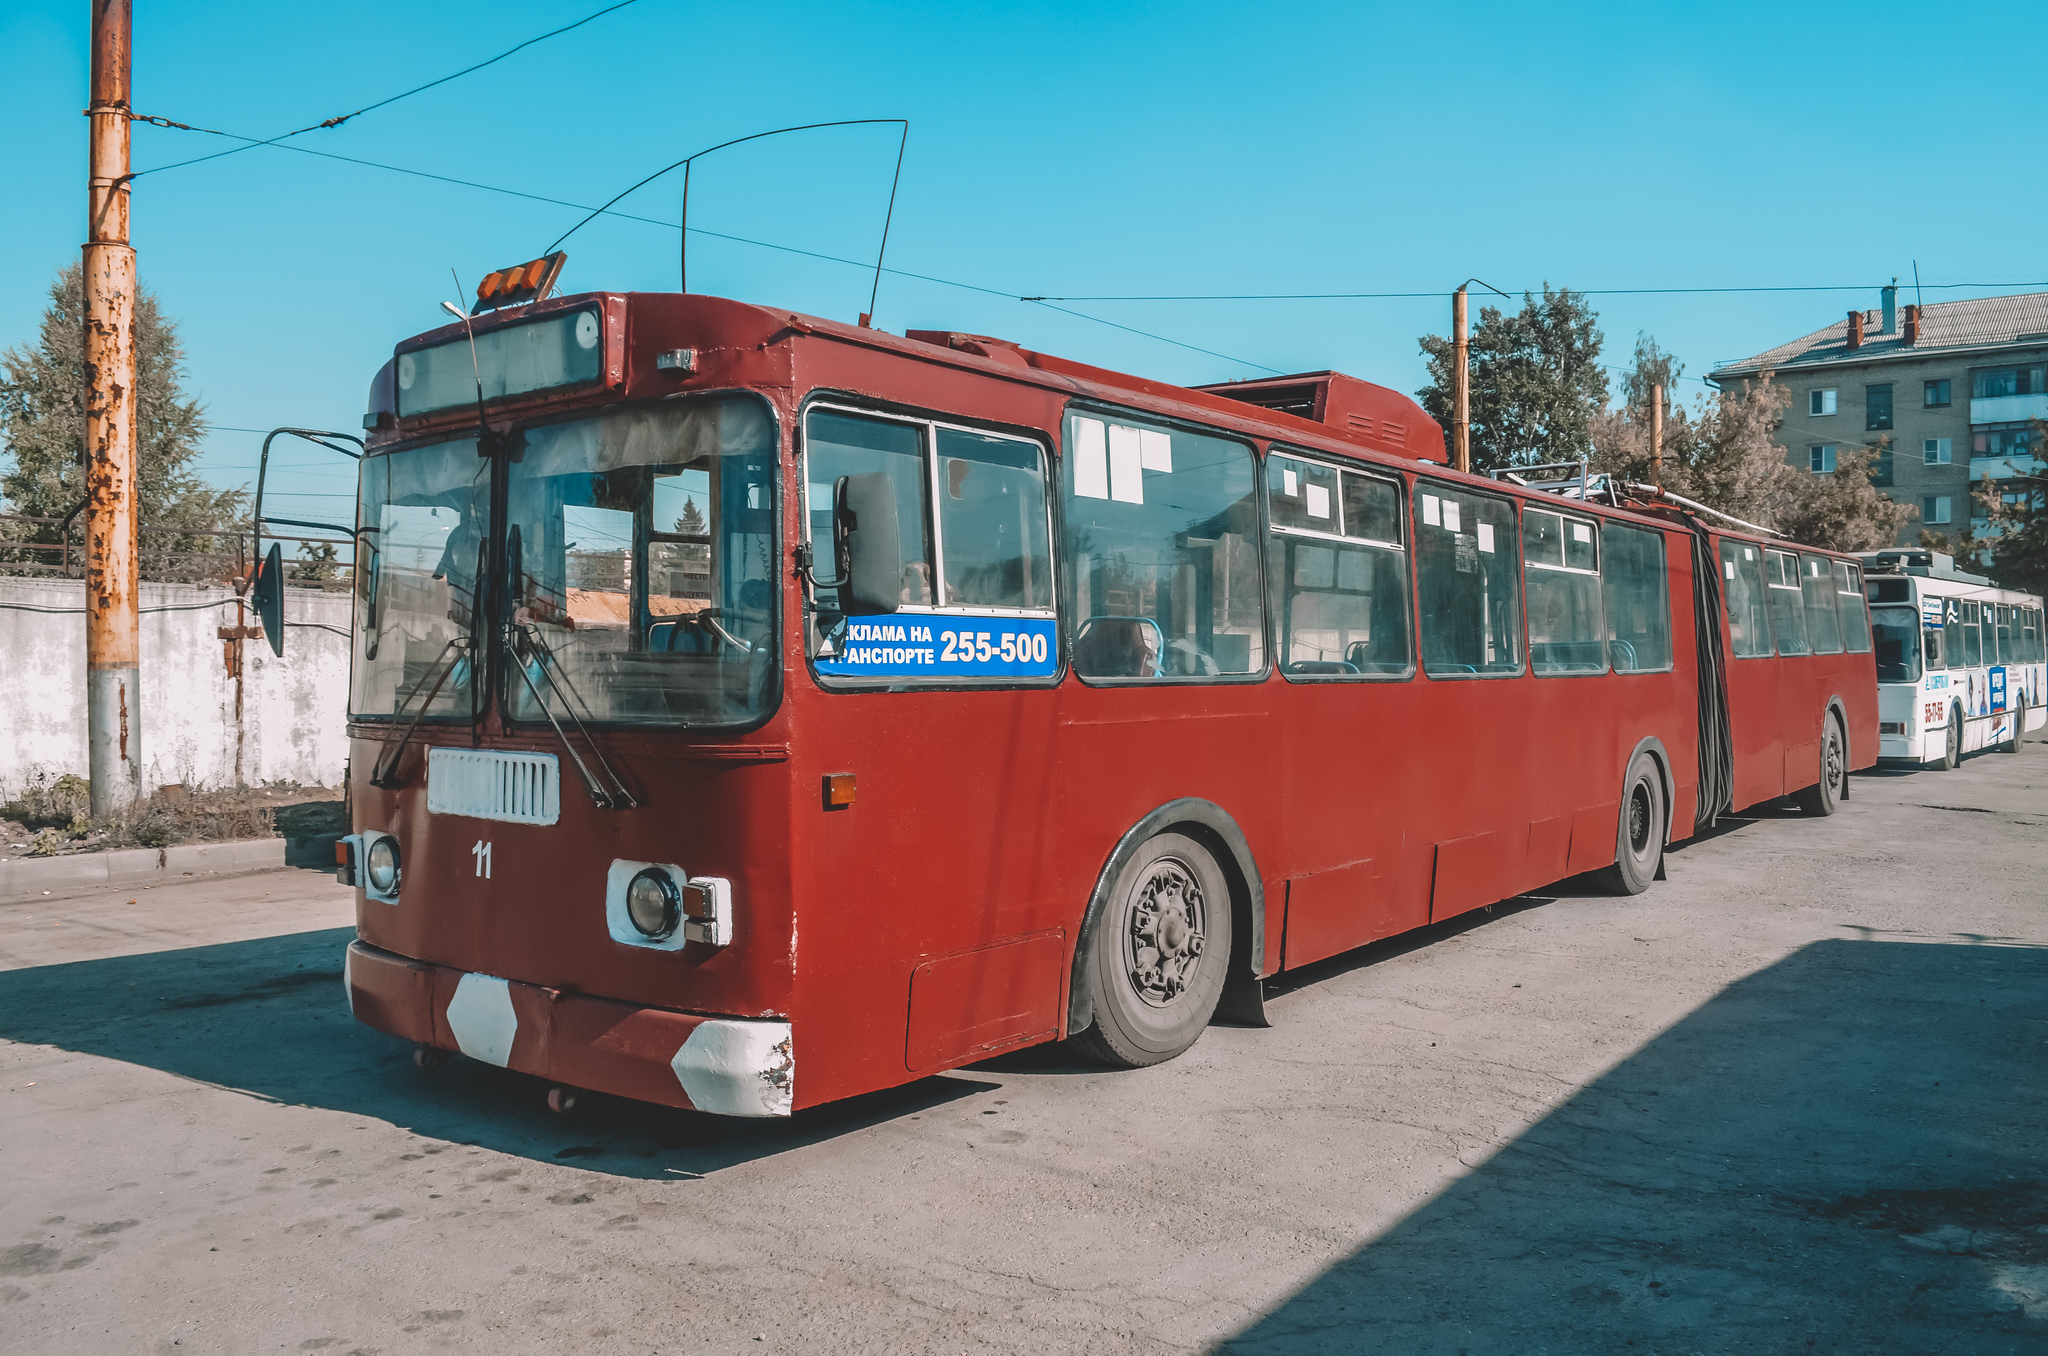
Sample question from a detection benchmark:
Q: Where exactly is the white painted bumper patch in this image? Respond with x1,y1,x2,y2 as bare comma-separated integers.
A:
671,1020,795,1118
445,972,517,1067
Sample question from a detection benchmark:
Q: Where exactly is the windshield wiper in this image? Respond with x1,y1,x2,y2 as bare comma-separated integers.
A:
505,621,639,809
368,636,472,789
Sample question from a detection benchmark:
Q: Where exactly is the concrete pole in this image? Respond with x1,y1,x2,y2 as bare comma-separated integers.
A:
84,0,141,816
1650,383,1664,492
1452,286,1470,474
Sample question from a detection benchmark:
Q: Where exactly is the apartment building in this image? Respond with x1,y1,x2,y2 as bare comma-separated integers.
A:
1708,290,2048,545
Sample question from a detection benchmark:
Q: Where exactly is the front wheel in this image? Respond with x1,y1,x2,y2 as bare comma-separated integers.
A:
1793,714,1846,815
1595,751,1665,896
1939,705,1962,771
1071,832,1233,1069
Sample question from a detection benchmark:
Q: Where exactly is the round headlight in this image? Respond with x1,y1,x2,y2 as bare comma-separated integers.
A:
574,311,600,350
365,836,401,894
626,868,679,939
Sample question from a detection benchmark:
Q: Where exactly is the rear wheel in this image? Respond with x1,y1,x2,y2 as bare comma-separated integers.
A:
1939,705,1962,771
1071,832,1233,1069
1596,751,1665,896
2002,698,2026,753
1793,714,1846,815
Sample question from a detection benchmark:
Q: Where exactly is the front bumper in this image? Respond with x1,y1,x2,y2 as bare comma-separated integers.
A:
343,940,793,1117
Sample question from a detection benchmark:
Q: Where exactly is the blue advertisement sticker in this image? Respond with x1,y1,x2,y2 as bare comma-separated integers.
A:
817,615,1058,679
1990,665,2007,713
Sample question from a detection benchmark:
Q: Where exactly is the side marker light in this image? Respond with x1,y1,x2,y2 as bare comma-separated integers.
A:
823,773,856,809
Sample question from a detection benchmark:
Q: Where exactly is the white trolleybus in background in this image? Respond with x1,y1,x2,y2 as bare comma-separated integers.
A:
1860,548,2046,768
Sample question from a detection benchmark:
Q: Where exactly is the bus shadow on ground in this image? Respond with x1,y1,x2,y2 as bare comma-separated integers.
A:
1214,936,2048,1354
0,926,980,1178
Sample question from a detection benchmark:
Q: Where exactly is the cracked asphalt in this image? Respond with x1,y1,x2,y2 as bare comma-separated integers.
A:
3,733,2045,1354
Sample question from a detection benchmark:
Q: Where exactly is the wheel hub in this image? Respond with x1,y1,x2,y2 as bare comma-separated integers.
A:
1126,858,1207,1008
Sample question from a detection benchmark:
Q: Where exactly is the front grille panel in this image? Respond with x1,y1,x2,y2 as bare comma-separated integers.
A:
426,748,560,825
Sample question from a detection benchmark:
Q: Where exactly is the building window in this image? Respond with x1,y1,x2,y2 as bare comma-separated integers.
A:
1923,495,1951,525
1810,389,1837,417
1809,444,1836,474
1869,449,1893,486
1974,424,2036,460
1924,437,1952,465
1866,383,1893,430
1924,379,1951,407
1972,365,2048,399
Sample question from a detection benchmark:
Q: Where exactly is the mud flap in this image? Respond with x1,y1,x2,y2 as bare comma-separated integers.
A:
1214,970,1269,1028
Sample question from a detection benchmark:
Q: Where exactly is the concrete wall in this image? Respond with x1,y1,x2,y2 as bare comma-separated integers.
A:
0,577,351,795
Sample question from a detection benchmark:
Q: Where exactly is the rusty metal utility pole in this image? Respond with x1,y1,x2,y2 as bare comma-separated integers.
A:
1650,383,1665,491
84,0,141,816
1451,285,1470,473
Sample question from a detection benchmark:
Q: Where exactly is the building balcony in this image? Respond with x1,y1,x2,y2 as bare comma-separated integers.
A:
1970,393,2048,424
1970,454,2046,481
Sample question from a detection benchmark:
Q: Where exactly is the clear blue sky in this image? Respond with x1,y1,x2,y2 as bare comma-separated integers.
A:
3,0,2044,523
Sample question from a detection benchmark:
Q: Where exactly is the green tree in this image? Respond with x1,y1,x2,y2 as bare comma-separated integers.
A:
674,497,706,535
1590,332,1698,484
290,539,341,582
0,263,245,574
1418,286,1609,470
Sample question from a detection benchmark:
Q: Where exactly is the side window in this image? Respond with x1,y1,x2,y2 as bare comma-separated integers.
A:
804,406,1056,682
1414,484,1521,677
1836,562,1872,654
1766,549,1810,656
1994,604,2013,665
1523,508,1604,675
1721,540,1772,658
2029,607,2044,663
1265,451,1412,679
1801,553,1844,655
1962,601,1983,667
1942,597,1963,668
1604,522,1673,673
1065,411,1262,680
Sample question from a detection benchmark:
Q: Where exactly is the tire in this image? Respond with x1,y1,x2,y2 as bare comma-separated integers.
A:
1071,831,1233,1069
1939,705,1962,771
1794,714,1846,816
2002,698,2026,754
1595,751,1665,896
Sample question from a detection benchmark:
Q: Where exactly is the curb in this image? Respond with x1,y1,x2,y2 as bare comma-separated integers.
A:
0,833,342,900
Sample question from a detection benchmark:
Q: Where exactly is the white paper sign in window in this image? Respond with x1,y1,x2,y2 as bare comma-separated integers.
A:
1306,484,1331,519
1284,469,1299,497
1138,429,1173,472
1073,417,1109,500
1442,500,1462,533
1108,424,1145,504
1572,522,1591,543
1476,522,1494,553
1422,494,1440,527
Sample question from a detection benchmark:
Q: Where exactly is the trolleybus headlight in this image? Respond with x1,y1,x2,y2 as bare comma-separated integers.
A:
365,835,401,895
626,868,681,940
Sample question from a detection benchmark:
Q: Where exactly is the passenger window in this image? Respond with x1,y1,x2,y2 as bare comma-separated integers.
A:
1265,452,1411,679
1523,508,1604,675
1994,604,2013,665
1800,553,1844,655
804,409,935,606
1414,484,1521,677
1721,540,1772,658
1962,601,1983,667
1766,549,1810,656
1604,523,1672,672
936,428,1053,611
1066,411,1262,679
1942,599,1963,668
1836,562,1872,654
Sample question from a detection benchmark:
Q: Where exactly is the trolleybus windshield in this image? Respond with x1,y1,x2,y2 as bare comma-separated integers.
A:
502,397,778,727
351,435,488,720
1871,605,1920,682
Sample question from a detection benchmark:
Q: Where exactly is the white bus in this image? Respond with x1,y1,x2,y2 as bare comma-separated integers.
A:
1859,548,2046,768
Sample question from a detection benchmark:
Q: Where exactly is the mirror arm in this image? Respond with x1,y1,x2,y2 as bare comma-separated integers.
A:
792,541,847,612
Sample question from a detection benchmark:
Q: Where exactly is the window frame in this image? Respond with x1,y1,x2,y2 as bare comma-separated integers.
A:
1865,382,1894,431
1060,399,1269,688
798,393,1065,692
1765,548,1812,656
1411,478,1526,681
1264,444,1415,684
1924,437,1952,466
1721,537,1774,660
1809,444,1837,474
1810,389,1837,417
1924,495,1952,525
1924,379,1951,408
1600,519,1675,675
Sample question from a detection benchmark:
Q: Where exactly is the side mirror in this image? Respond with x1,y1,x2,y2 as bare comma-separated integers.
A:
252,541,285,657
832,473,900,615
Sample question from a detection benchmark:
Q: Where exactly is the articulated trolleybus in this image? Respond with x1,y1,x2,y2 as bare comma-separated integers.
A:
323,256,1876,1118
1859,547,2045,767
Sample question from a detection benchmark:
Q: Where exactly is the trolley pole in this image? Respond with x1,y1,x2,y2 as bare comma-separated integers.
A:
1451,285,1470,474
83,0,141,816
1650,383,1664,492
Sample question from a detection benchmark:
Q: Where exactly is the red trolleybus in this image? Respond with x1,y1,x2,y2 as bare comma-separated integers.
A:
330,273,1876,1117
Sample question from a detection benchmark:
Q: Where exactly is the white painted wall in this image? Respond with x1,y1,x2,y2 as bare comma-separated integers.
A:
0,577,352,795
